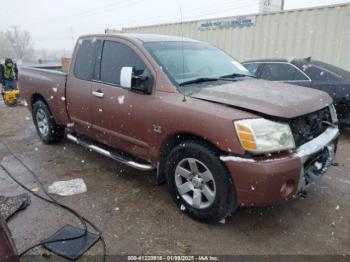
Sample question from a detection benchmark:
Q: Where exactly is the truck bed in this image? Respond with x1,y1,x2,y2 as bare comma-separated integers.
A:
19,66,70,126
25,64,63,72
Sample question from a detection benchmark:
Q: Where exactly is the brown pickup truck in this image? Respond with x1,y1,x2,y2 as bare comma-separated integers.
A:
19,33,339,223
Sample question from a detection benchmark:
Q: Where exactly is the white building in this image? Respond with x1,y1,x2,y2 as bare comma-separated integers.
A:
123,3,350,71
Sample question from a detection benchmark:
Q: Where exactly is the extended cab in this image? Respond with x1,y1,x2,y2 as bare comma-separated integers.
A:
19,34,339,223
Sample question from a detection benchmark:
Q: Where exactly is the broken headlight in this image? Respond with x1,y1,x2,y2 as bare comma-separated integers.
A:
234,118,295,154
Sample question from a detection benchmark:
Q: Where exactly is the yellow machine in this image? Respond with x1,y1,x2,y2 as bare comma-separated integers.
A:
2,88,20,106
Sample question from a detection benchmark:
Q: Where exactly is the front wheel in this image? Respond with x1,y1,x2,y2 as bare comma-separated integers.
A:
165,141,237,223
32,100,65,144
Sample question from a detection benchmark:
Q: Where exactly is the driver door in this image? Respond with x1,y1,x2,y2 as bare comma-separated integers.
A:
90,39,154,159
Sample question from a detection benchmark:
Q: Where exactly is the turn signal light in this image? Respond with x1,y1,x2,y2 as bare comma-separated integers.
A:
235,123,257,151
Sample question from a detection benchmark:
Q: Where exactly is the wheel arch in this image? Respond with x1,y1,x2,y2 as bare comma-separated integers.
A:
160,132,223,159
31,94,65,144
162,132,238,222
157,132,225,184
31,93,49,110
31,93,57,121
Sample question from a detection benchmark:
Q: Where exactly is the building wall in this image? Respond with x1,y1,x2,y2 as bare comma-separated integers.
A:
123,3,350,71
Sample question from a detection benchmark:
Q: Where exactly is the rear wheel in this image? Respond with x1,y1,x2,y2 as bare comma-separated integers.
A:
32,100,65,144
165,140,237,223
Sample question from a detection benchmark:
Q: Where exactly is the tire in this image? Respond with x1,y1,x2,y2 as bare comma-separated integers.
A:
165,140,237,223
32,100,65,144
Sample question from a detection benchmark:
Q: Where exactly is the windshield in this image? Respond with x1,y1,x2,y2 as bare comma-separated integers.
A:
144,41,252,85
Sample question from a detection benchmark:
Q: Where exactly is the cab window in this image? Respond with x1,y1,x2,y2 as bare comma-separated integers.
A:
100,41,147,86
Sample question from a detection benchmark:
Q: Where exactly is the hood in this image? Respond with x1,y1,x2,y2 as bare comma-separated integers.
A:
189,79,332,119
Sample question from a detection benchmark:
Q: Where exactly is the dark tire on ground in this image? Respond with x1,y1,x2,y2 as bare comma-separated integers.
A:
165,140,237,223
32,100,65,144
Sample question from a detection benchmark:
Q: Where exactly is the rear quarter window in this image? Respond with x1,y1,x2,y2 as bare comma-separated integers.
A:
74,39,102,81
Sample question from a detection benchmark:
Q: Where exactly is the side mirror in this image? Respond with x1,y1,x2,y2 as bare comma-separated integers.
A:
120,66,153,94
120,67,133,89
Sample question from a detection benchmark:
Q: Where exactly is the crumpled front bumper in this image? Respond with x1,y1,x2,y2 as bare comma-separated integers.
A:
222,127,339,207
295,127,339,191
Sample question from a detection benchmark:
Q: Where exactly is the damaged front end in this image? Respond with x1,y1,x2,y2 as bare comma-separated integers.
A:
289,105,339,192
221,105,339,207
295,126,339,192
303,144,335,184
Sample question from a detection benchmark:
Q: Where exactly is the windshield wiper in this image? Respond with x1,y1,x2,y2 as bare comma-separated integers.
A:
219,73,255,79
179,77,219,86
179,74,254,86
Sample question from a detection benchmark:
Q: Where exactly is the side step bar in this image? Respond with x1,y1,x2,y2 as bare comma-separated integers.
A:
66,134,155,171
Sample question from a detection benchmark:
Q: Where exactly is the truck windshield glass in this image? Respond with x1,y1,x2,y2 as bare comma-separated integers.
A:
144,41,252,85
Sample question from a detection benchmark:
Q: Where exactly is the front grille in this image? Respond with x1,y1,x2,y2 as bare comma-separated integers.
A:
289,107,332,147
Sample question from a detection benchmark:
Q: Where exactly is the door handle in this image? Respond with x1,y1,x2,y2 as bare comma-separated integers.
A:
92,90,104,98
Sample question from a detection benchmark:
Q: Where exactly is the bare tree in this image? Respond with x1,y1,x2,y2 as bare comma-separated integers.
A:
0,28,34,62
0,32,12,59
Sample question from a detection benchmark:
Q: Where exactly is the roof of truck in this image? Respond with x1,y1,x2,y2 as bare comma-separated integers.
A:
82,33,200,43
117,33,200,43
